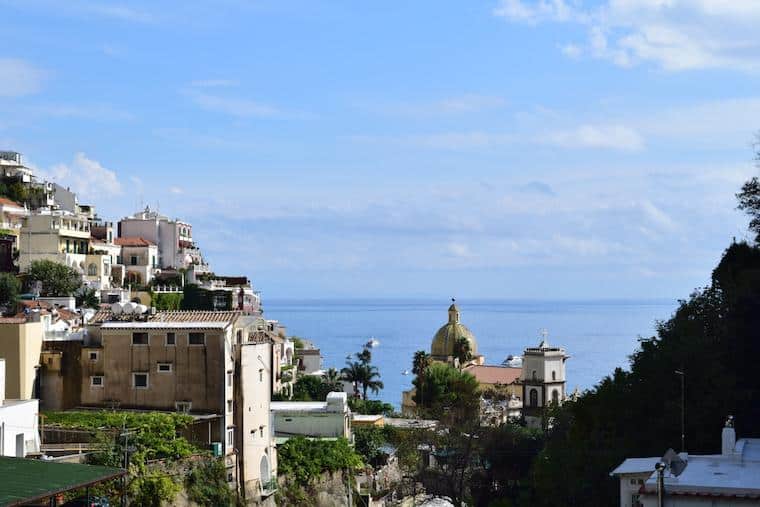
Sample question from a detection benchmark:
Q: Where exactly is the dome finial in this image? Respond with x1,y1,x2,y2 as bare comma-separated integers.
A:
448,299,460,324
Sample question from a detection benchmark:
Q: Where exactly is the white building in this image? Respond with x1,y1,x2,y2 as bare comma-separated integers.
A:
18,210,92,274
271,392,352,439
118,207,204,270
521,334,568,428
0,359,41,457
611,418,760,506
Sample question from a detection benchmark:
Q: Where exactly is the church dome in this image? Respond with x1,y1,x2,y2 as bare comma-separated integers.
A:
430,303,478,359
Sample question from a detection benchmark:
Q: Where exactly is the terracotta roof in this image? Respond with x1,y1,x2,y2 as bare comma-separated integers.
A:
464,365,522,385
0,197,24,208
150,311,240,323
90,309,113,324
0,317,28,324
114,237,155,247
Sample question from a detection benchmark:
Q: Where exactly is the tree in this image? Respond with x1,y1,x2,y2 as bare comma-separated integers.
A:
76,287,100,309
360,364,384,400
27,260,82,296
412,362,479,420
340,361,364,397
322,367,343,393
341,348,385,400
452,336,472,369
292,375,328,401
0,272,20,313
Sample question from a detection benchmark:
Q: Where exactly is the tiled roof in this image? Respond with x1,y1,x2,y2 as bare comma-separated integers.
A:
150,311,240,323
464,365,522,385
114,237,155,247
0,197,24,208
89,309,112,324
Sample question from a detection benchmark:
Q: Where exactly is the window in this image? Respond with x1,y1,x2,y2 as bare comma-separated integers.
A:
552,389,559,405
132,332,149,345
259,369,263,382
236,330,242,343
227,429,234,447
531,370,537,381
90,376,104,387
157,362,173,373
529,389,538,407
88,351,98,361
227,400,233,413
87,263,97,276
189,332,205,345
130,255,138,266
133,373,149,389
175,401,192,413
552,370,556,381
227,371,233,387
166,332,176,346
227,471,233,482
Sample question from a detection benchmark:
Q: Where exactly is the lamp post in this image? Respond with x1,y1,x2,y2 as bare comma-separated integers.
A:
655,461,667,507
675,370,685,452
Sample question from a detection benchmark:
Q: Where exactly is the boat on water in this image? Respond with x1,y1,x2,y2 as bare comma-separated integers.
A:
365,337,380,348
502,355,523,368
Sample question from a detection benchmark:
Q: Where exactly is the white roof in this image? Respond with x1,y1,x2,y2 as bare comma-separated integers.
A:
645,451,760,496
610,457,660,476
352,414,383,422
271,401,329,412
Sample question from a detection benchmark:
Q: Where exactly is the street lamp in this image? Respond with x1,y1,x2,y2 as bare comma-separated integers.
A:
675,370,685,452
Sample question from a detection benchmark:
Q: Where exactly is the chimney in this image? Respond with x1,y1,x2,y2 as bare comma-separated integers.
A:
722,415,736,456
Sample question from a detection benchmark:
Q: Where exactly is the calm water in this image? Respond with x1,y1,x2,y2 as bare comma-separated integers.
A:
263,299,678,409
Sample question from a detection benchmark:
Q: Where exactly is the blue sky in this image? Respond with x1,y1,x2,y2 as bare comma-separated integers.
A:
2,0,759,299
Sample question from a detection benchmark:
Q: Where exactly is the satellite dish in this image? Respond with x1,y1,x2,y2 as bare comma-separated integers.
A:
662,448,688,477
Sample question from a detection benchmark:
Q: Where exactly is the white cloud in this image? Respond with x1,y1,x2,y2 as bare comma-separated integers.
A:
0,58,45,97
41,153,122,199
169,186,183,195
183,89,281,118
86,4,154,23
493,0,583,24
494,0,760,72
543,124,644,151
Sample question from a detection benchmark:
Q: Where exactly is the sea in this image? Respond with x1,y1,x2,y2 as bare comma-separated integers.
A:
263,299,679,410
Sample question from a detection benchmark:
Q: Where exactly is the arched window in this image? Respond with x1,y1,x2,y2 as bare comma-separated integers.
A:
552,370,556,381
260,455,270,485
531,370,537,381
552,390,560,405
87,263,97,276
529,389,538,407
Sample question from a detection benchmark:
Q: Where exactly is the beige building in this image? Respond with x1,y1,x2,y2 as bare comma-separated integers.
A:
0,317,44,400
18,210,92,273
114,237,158,286
80,309,277,503
0,197,29,272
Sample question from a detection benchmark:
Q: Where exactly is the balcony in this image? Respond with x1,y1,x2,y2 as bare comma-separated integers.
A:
261,478,277,497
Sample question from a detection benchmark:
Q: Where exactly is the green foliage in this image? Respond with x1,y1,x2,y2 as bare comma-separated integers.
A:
0,176,43,206
412,362,480,420
27,259,82,296
452,336,473,368
150,291,183,310
127,468,181,507
0,272,20,312
353,426,394,465
531,241,760,505
181,283,232,311
341,347,384,400
185,457,236,506
292,337,305,349
277,437,363,483
292,375,330,401
348,398,394,416
76,287,100,309
45,411,196,463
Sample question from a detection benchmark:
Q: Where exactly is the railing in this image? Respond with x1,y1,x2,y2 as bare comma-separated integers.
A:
261,478,278,496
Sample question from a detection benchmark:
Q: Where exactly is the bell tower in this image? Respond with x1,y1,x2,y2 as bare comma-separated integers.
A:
521,330,569,428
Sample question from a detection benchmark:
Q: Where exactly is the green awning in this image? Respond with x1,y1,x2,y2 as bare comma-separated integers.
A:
0,457,126,506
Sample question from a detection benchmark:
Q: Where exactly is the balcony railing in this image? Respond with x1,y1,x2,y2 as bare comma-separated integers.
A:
261,478,277,496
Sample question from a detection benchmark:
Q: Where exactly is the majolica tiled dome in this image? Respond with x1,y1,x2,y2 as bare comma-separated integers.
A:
431,304,478,359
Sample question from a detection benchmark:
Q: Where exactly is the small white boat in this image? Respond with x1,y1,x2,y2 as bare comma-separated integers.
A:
365,337,380,348
401,370,410,375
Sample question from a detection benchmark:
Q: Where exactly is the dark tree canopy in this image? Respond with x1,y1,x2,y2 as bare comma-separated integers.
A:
27,260,82,297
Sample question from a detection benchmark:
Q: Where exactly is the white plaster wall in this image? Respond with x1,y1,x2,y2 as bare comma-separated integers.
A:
618,473,650,507
273,411,348,438
0,399,40,457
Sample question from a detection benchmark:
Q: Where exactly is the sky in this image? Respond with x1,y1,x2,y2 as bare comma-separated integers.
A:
1,0,760,300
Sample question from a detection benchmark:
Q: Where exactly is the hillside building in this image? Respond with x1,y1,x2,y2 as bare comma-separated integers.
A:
0,359,40,458
521,334,569,428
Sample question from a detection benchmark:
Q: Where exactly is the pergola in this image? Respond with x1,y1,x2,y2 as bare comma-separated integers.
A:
0,457,126,506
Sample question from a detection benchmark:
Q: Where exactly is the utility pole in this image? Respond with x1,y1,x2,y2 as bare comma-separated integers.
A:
675,370,686,452
655,461,666,507
346,468,352,506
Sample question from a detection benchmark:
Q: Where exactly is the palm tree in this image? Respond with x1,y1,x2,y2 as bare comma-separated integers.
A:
322,367,343,392
453,336,472,370
361,364,384,400
340,361,363,397
356,347,372,365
